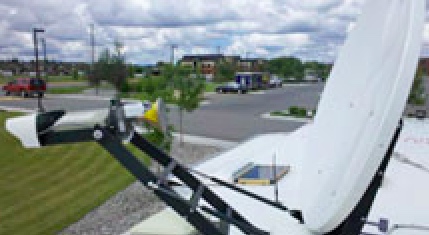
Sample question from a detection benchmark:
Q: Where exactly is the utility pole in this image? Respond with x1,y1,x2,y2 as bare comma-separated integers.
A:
41,38,47,82
217,46,221,55
90,24,98,95
33,28,45,112
170,44,177,66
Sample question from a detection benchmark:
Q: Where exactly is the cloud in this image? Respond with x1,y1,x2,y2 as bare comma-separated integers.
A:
0,0,427,64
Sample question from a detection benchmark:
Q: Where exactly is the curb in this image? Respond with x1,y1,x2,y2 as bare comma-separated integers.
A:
260,112,313,123
45,94,142,103
134,126,237,149
0,106,35,113
45,94,113,101
171,133,238,149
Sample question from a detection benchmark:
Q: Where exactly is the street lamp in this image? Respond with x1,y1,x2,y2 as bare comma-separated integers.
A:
171,44,177,66
41,38,47,82
90,24,98,95
33,28,45,112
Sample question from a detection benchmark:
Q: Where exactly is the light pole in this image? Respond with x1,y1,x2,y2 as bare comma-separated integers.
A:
41,38,47,82
33,28,45,112
90,24,98,95
171,44,177,66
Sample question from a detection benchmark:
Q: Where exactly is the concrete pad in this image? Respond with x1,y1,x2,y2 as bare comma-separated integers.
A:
128,209,197,235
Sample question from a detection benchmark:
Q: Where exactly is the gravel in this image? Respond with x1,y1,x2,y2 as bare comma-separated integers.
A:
59,140,224,235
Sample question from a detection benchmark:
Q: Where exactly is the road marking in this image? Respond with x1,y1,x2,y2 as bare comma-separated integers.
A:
248,91,266,95
200,100,211,106
45,94,113,101
0,97,24,101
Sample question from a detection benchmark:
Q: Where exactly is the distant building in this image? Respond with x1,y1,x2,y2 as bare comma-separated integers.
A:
179,54,264,81
237,59,266,72
180,54,225,81
0,60,89,77
0,70,13,77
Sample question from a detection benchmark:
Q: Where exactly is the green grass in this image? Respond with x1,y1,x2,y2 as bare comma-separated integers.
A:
205,82,220,92
45,75,84,82
0,111,150,235
270,106,316,118
46,86,89,94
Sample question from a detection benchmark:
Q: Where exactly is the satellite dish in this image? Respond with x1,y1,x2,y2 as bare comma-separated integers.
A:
5,99,150,148
301,0,425,233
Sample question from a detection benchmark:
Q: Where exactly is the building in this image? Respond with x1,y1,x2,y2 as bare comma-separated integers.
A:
180,54,225,81
179,54,264,81
237,59,266,72
0,60,89,77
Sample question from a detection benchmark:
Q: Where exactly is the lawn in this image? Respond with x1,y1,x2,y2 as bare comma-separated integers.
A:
205,82,220,92
46,86,88,94
0,111,149,235
270,106,316,118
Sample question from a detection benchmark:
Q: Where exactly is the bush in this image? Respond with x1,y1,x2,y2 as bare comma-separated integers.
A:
287,106,311,117
297,108,307,117
121,82,131,93
271,111,284,116
289,106,300,115
135,82,143,92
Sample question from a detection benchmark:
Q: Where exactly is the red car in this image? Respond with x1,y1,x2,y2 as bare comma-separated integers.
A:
2,78,46,97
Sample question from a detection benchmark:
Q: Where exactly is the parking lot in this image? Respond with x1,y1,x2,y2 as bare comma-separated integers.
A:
0,83,325,141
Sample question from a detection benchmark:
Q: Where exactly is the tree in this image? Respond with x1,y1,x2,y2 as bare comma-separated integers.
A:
90,48,109,95
170,65,205,145
303,61,332,81
216,61,235,82
91,40,127,95
267,57,304,79
72,68,79,80
408,68,426,106
128,64,135,78
110,40,127,91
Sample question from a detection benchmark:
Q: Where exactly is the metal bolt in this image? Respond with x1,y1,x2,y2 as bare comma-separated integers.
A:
93,129,103,140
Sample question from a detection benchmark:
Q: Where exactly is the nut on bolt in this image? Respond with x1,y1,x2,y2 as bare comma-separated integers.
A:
93,129,103,140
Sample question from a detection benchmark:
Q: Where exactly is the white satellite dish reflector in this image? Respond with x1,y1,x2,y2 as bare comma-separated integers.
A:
301,0,425,233
6,114,40,148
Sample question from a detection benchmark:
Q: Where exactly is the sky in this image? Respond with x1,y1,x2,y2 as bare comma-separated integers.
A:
0,0,429,65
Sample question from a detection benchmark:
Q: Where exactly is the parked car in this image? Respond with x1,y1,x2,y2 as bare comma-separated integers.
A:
269,77,283,88
215,82,248,94
2,78,46,97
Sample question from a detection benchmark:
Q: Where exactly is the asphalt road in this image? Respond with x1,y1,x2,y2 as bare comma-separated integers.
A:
0,93,111,111
0,83,325,141
169,84,324,141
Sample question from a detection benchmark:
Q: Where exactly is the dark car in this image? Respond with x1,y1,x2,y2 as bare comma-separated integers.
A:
215,82,248,94
2,78,46,97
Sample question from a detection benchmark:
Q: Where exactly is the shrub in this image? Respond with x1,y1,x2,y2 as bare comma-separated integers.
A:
121,82,131,93
271,111,284,116
297,107,307,117
289,106,300,115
